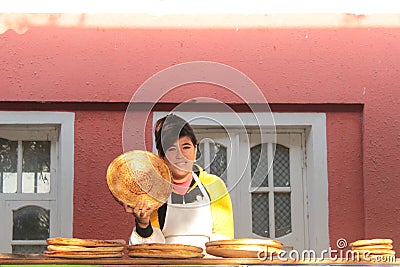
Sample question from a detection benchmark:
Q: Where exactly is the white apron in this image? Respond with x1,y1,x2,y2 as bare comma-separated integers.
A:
162,172,212,249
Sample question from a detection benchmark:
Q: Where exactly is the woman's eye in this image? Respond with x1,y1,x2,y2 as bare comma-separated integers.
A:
167,147,176,152
183,146,191,150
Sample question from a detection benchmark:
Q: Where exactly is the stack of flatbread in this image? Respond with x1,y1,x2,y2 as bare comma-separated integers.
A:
350,238,395,261
127,243,204,258
44,238,126,258
205,238,284,258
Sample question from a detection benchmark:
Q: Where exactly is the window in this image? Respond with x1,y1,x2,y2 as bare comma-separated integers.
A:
154,112,329,253
0,112,74,253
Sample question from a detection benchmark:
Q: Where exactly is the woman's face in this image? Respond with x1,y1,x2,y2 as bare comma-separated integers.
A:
163,136,196,181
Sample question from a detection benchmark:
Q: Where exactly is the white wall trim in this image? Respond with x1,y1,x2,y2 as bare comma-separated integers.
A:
153,111,329,252
0,111,74,239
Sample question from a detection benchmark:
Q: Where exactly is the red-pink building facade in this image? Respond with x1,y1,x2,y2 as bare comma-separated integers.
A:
1,14,399,250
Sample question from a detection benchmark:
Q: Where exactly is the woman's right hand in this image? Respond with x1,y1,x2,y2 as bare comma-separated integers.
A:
123,202,156,229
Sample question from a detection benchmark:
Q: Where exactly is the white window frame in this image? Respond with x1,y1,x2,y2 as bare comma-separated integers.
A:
153,111,329,253
0,112,74,253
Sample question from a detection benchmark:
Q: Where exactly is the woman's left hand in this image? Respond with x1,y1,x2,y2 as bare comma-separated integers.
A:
131,201,157,229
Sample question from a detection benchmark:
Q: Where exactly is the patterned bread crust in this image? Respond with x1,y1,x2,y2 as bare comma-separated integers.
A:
127,243,203,253
206,245,283,258
47,245,124,252
206,238,284,249
350,239,393,247
106,150,172,208
351,244,393,250
43,251,123,258
127,249,204,258
46,237,126,247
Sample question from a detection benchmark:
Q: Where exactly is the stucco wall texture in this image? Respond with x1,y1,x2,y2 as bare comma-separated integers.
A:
1,24,400,249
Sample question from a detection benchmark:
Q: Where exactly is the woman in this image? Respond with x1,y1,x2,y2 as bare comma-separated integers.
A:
124,114,234,248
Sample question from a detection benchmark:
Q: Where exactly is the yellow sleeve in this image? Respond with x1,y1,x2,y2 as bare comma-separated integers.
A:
201,172,235,240
150,209,160,229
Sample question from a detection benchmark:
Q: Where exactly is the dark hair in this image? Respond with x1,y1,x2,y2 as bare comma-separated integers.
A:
154,114,198,158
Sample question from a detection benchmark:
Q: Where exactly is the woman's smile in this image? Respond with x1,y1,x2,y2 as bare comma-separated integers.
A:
174,161,188,167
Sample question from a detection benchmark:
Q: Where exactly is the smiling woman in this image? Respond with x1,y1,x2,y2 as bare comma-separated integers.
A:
123,114,234,250
163,136,197,182
155,115,198,183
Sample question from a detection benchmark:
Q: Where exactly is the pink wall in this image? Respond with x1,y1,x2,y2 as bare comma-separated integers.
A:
327,110,364,246
1,24,400,248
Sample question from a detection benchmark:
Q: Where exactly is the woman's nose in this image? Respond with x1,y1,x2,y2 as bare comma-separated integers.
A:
176,148,184,158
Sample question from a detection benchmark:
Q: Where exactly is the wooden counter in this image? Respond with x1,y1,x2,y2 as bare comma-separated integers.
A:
1,255,400,266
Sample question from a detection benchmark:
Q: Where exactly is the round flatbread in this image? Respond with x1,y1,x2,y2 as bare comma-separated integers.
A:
206,238,284,249
351,244,393,250
206,244,283,258
106,150,172,208
0,253,42,259
47,245,124,252
127,249,204,258
43,251,123,258
46,237,126,247
127,243,203,253
350,239,392,247
0,253,19,259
